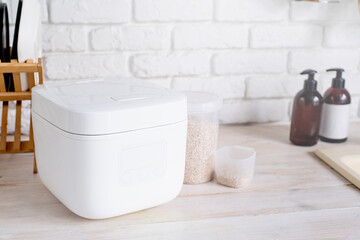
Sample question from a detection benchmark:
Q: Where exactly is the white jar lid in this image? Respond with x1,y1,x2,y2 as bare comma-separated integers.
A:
183,91,222,113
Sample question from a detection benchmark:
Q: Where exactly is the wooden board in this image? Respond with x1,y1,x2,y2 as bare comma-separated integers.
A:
1,123,360,239
316,146,360,190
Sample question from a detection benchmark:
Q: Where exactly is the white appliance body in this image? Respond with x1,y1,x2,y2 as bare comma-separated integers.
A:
31,79,187,219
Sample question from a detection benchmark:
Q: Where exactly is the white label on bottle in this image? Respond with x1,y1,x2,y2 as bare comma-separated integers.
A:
320,103,350,140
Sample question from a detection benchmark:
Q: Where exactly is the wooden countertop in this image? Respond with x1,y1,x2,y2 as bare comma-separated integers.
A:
1,123,360,239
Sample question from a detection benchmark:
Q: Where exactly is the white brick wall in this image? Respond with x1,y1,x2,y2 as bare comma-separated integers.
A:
43,25,86,52
90,25,172,51
132,52,211,78
134,0,213,22
289,50,360,73
251,25,323,48
45,54,128,79
172,76,246,99
174,24,248,49
5,0,360,124
324,25,360,47
216,0,289,22
50,0,131,23
214,50,287,75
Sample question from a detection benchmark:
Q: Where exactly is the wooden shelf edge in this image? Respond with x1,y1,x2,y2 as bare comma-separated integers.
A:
0,92,32,101
0,141,34,154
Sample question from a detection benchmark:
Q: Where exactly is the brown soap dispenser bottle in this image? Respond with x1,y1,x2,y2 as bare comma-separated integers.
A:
319,68,351,143
290,69,323,146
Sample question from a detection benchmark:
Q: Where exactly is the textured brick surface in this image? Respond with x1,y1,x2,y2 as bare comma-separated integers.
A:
220,99,290,124
134,0,213,22
2,0,359,125
44,54,128,80
50,0,131,23
289,50,359,73
174,24,248,49
246,75,303,99
324,25,360,47
214,51,287,75
291,0,360,22
132,52,211,78
43,25,86,52
251,25,323,48
90,25,171,51
217,0,289,22
172,76,246,99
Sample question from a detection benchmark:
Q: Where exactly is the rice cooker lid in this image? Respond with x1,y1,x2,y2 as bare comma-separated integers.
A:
32,78,187,135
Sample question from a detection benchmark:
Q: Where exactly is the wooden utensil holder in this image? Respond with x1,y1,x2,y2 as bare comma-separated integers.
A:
0,58,43,173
